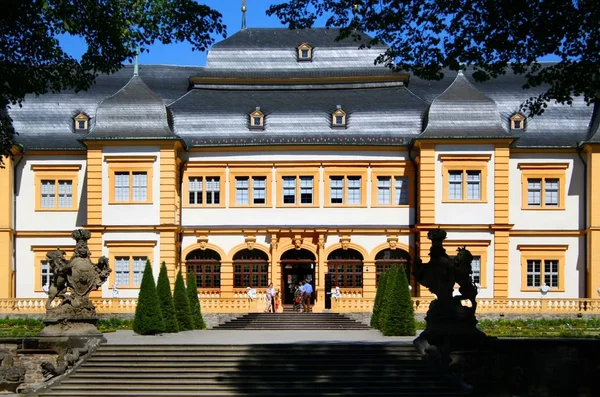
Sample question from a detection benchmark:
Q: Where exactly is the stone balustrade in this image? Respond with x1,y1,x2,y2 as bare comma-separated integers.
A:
1,297,600,315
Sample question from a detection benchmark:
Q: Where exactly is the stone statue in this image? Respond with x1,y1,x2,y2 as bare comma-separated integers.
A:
40,229,111,335
413,228,487,356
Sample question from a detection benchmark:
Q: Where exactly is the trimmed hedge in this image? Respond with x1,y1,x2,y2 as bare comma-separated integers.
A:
156,262,179,333
133,260,166,335
173,270,193,331
370,271,389,329
380,265,416,336
186,272,206,330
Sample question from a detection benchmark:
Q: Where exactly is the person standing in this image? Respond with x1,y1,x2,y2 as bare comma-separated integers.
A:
302,280,313,313
266,283,276,313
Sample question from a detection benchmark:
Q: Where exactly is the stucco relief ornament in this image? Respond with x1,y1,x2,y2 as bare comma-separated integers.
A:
412,228,488,362
40,229,111,336
293,235,303,250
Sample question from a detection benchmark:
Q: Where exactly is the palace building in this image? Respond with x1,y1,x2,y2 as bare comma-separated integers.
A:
1,28,599,314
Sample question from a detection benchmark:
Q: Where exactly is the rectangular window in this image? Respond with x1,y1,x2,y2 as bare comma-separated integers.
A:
330,177,344,204
527,179,542,206
41,260,50,290
527,177,561,208
448,171,463,200
440,154,490,203
277,168,319,207
519,244,567,291
57,180,73,208
544,259,559,288
105,156,155,205
206,177,220,205
283,176,296,204
132,256,147,286
300,176,313,204
466,171,481,200
526,259,542,288
115,257,130,287
41,180,56,208
373,172,411,207
114,172,130,201
471,256,481,286
132,172,147,202
395,177,409,205
347,176,362,205
187,176,221,206
377,177,391,205
253,177,266,204
33,164,81,211
236,177,249,205
114,171,148,202
189,177,203,205
519,163,568,210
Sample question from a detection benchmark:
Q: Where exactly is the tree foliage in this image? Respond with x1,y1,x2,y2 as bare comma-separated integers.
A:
186,271,206,330
370,270,388,330
0,0,226,161
156,261,179,334
268,1,600,115
133,260,165,335
380,265,415,336
173,270,193,331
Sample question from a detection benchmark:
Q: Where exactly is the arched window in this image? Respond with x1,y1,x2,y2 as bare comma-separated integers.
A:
186,249,221,288
327,248,363,288
375,248,411,286
233,249,269,288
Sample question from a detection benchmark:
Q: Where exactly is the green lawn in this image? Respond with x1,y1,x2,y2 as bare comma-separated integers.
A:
2,317,600,338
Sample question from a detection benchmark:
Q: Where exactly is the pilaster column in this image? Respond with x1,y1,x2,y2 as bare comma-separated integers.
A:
0,155,14,298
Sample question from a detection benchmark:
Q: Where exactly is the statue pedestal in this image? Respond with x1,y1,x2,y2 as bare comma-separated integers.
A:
39,317,102,337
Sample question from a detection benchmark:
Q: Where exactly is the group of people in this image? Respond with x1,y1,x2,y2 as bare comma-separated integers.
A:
264,280,314,313
294,280,313,313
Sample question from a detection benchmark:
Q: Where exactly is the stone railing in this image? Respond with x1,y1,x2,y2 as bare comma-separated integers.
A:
2,297,600,315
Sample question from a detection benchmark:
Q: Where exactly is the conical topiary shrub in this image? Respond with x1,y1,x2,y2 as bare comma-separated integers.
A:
173,270,193,331
156,262,179,333
371,270,389,330
186,271,206,330
133,260,166,335
381,265,416,336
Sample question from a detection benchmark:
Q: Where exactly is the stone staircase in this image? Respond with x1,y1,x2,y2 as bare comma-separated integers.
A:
214,312,370,330
37,344,467,396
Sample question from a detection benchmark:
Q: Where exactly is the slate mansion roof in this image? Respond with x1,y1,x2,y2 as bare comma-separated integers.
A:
7,28,598,151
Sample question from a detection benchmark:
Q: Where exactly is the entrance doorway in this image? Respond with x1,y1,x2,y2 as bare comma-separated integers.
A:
280,249,315,305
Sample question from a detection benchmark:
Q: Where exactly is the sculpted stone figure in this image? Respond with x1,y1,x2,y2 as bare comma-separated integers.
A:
44,229,111,320
413,228,487,357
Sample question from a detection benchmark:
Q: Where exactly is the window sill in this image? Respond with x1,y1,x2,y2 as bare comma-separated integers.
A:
441,200,488,204
108,202,154,205
520,288,565,293
370,205,412,209
324,204,368,208
521,206,565,211
183,204,226,209
35,208,78,212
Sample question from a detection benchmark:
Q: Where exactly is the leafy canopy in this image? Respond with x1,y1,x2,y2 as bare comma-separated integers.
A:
268,1,600,115
0,0,226,161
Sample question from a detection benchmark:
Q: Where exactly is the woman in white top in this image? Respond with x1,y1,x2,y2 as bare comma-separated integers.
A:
266,283,276,313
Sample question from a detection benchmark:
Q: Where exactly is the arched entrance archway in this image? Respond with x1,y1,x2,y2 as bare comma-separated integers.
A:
327,248,364,288
280,249,316,304
375,248,412,292
185,249,221,288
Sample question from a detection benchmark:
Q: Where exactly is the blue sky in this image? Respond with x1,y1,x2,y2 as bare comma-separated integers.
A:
60,0,307,67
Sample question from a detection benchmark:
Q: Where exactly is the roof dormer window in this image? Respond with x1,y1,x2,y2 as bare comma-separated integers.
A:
249,107,264,130
332,106,346,128
297,43,313,62
510,113,526,131
73,113,89,131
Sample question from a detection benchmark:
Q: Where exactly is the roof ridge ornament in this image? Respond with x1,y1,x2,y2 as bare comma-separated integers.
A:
133,48,139,77
241,0,247,30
